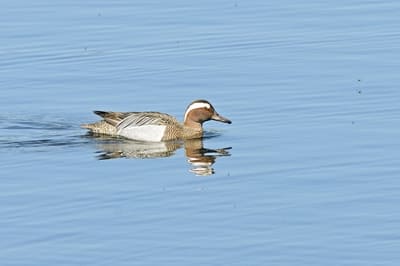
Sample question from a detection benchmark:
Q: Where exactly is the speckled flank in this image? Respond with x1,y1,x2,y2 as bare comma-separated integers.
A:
162,125,183,141
81,121,118,136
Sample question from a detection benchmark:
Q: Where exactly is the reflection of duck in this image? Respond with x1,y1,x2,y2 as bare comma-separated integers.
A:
184,139,231,176
95,137,182,159
81,99,231,142
90,134,231,175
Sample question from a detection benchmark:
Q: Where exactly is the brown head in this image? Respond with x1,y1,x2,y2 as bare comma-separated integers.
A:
183,99,232,129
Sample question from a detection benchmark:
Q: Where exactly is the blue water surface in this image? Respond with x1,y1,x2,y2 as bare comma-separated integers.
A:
1,0,400,265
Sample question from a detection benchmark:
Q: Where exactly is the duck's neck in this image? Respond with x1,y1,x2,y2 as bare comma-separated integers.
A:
184,119,202,130
183,120,203,139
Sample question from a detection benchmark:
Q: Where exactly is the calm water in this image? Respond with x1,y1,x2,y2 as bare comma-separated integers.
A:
1,0,400,265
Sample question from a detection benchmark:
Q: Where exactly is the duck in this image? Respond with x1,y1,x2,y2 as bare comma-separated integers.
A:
81,99,231,142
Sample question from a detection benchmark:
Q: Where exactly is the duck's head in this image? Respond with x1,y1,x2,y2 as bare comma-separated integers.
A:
183,99,232,127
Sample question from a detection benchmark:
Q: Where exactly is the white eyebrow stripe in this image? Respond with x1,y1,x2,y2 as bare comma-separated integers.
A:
184,102,211,121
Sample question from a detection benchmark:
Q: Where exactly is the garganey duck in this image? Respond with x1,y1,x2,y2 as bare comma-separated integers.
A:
81,99,231,142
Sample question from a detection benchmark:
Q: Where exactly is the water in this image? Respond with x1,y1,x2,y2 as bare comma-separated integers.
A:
1,0,400,265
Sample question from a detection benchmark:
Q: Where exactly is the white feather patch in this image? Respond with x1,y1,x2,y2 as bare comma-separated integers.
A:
117,125,167,142
184,102,211,121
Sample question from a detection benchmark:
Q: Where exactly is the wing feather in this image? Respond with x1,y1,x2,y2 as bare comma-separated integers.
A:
116,112,177,130
94,111,133,126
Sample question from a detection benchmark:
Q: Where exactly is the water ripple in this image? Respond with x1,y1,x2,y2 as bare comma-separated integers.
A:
0,115,86,150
